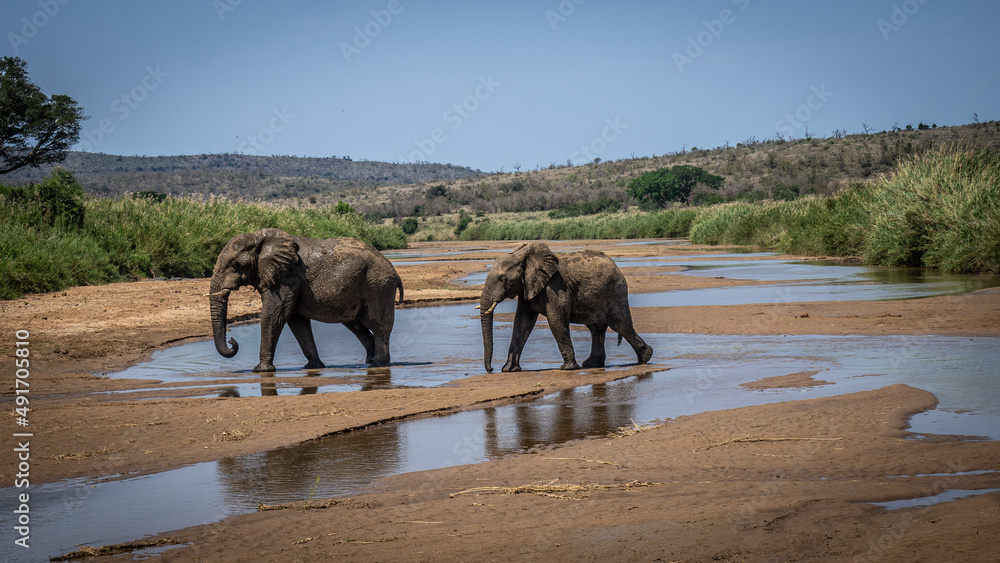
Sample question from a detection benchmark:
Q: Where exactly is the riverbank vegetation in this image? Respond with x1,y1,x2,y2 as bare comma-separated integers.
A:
0,172,405,299
2,141,997,300
460,147,999,274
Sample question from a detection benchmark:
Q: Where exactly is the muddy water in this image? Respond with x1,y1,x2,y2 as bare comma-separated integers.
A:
22,332,1000,556
19,253,1000,556
110,256,999,398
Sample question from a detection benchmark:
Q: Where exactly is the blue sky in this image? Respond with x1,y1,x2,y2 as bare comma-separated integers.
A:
5,0,998,172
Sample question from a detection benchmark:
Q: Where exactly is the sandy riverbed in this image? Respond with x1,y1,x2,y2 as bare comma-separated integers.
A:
2,240,998,561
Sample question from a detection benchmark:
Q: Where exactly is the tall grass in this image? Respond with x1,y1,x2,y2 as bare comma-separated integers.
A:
1,194,406,299
461,147,1000,274
856,147,1000,272
459,208,698,241
689,147,1000,272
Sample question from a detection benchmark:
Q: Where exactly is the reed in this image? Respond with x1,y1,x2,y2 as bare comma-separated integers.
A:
0,193,406,299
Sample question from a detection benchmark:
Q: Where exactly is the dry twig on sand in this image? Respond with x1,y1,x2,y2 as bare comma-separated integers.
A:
50,539,182,561
693,434,843,452
450,479,658,500
543,457,622,466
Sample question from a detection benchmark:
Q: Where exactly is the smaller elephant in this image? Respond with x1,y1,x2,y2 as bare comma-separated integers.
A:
479,242,652,373
208,229,403,372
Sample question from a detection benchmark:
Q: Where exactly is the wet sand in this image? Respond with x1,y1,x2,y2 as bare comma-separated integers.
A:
3,240,998,561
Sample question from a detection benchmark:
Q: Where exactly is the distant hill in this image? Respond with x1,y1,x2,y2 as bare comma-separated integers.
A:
3,122,997,220
3,152,482,200
344,121,1000,220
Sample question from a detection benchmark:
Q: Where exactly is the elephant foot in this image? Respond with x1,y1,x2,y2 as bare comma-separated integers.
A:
637,344,653,365
559,360,581,371
253,362,277,373
303,360,325,370
368,359,391,368
501,363,521,373
581,357,606,368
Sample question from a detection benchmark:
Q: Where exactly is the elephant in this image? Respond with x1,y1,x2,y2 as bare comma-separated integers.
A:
208,228,403,372
479,242,653,373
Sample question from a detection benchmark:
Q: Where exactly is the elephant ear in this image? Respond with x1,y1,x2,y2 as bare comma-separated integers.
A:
256,229,299,290
522,243,559,300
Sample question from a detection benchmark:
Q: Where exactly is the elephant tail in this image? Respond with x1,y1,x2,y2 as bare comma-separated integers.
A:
617,333,623,346
395,275,404,305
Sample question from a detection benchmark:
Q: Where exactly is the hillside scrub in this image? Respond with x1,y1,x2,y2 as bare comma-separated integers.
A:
462,148,1000,274
691,147,1000,272
459,208,698,241
1,173,406,299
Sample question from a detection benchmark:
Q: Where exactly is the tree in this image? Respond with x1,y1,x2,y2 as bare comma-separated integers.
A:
626,165,724,208
0,57,86,174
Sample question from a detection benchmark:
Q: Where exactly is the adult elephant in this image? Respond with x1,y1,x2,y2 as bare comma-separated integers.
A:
479,242,652,373
208,228,403,372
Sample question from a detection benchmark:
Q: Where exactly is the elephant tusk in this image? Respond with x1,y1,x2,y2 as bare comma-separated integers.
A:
205,289,231,298
483,301,498,315
474,304,480,309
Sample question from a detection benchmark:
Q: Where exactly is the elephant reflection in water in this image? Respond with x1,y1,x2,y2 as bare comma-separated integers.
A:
249,368,393,397
481,375,651,458
215,417,405,506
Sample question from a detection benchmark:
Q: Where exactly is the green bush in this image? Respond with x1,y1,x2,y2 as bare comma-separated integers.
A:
459,208,697,241
0,175,408,298
692,148,1000,273
454,214,472,236
627,165,724,208
548,197,621,219
0,167,86,228
401,217,419,235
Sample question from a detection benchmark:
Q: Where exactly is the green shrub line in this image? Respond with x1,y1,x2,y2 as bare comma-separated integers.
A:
3,148,996,299
462,148,1000,274
1,181,407,300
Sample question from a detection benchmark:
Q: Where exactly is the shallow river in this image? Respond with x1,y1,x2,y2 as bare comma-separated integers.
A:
13,250,1000,557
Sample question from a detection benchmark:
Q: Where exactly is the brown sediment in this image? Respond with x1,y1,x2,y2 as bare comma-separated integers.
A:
2,239,998,561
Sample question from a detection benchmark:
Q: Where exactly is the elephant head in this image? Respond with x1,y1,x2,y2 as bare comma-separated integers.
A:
480,243,559,373
208,229,299,359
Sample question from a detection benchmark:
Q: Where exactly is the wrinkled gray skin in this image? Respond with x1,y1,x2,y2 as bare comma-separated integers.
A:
479,242,653,373
209,229,403,372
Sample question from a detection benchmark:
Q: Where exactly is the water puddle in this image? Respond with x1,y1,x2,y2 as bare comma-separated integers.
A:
871,488,1000,510
107,304,492,390
20,330,999,556
887,470,1000,479
20,251,1000,556
456,254,1000,301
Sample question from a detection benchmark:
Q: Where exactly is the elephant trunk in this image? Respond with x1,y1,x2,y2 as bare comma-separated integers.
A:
481,310,494,374
209,276,239,359
479,296,499,373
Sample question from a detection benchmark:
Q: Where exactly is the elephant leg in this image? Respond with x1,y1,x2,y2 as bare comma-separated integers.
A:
344,321,376,364
582,324,608,368
365,299,395,368
610,311,653,365
369,327,392,367
503,301,538,372
547,317,580,371
255,286,296,372
288,315,324,369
